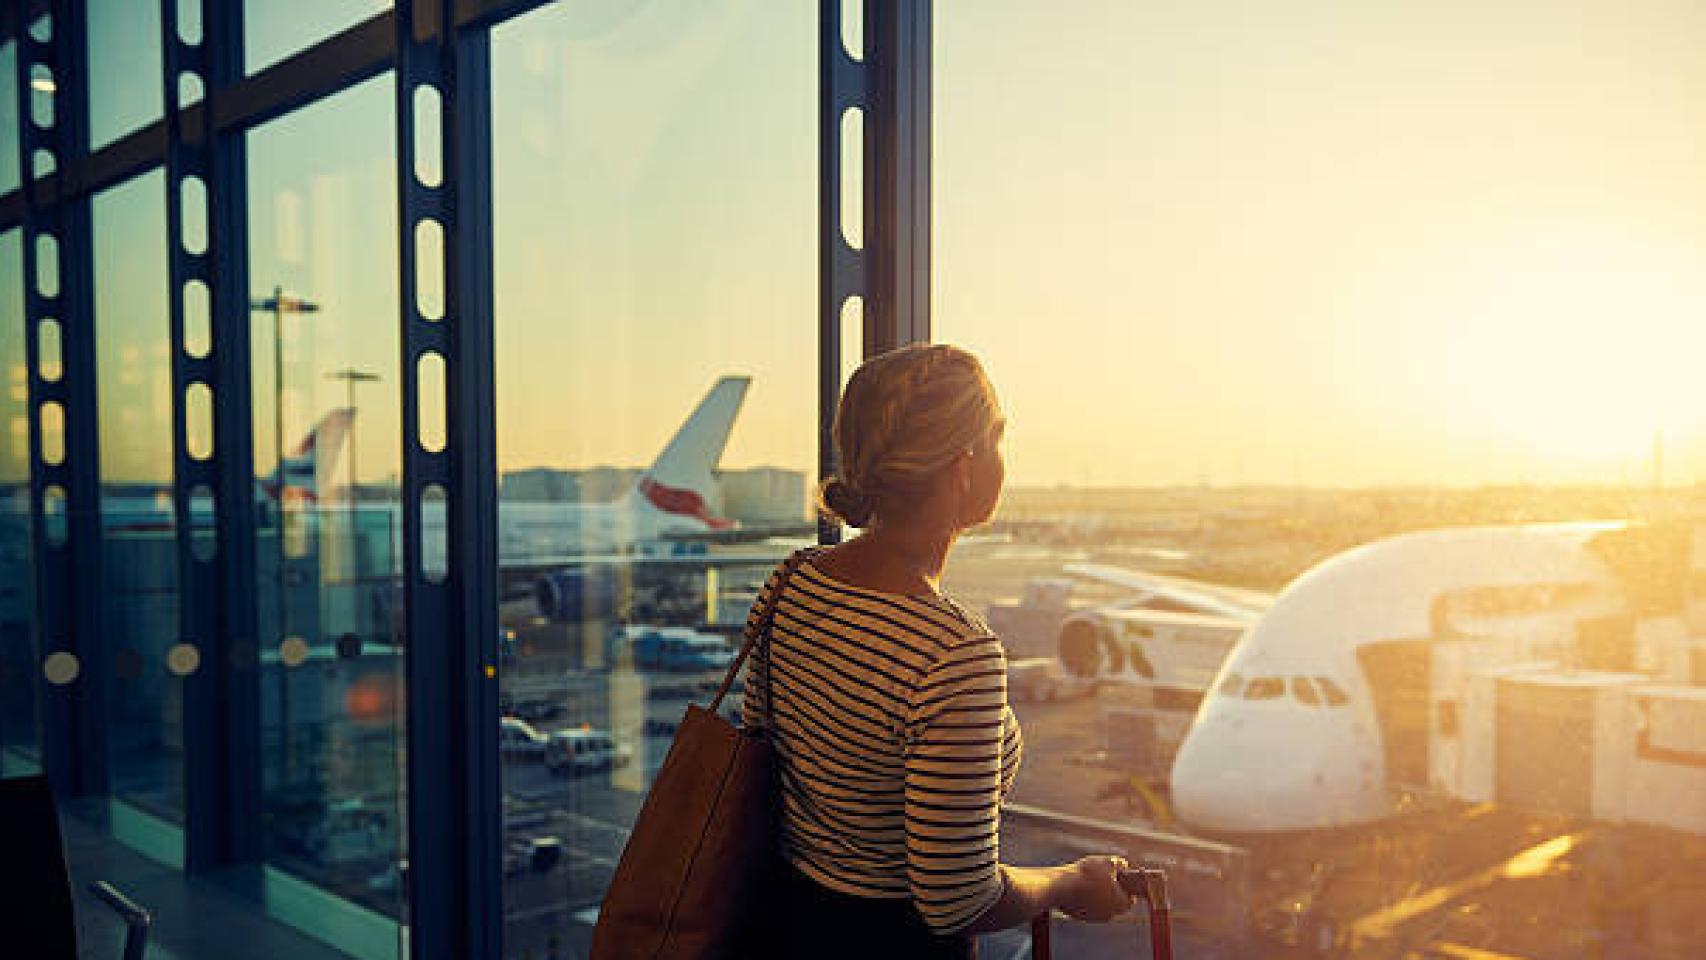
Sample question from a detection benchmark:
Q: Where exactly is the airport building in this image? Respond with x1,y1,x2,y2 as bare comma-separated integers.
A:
718,467,807,526
4,3,1706,960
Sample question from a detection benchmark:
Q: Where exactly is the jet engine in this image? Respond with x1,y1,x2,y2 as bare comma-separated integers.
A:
534,568,626,622
1058,612,1129,678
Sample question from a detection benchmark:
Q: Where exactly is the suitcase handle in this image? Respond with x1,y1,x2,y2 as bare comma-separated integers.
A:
1030,868,1173,960
1118,868,1173,960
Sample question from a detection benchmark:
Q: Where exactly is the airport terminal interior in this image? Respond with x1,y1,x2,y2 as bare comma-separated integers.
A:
2,1,1705,958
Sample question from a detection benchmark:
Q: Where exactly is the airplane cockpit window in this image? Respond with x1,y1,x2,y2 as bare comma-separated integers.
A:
1218,672,1243,697
1291,676,1321,706
1315,676,1350,706
1244,677,1285,700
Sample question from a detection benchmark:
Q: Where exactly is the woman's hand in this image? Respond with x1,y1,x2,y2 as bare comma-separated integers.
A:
1056,855,1137,923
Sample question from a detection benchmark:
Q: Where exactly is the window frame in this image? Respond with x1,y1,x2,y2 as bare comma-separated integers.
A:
0,2,934,958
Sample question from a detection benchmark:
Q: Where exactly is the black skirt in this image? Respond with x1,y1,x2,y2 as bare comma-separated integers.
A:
751,863,978,960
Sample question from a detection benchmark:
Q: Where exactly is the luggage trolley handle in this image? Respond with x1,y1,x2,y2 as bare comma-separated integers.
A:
1118,867,1173,960
1029,867,1173,960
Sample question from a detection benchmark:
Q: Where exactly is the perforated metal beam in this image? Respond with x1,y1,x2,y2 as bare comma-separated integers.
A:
162,0,260,872
395,1,501,957
820,0,869,544
818,0,933,542
13,0,104,798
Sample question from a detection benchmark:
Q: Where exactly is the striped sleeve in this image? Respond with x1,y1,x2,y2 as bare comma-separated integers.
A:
739,558,789,730
903,635,1008,934
998,707,1023,800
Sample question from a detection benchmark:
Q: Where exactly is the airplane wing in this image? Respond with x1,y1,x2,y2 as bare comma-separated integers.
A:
1062,562,1273,622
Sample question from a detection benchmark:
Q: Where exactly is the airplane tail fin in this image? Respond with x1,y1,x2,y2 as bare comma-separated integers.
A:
261,407,355,500
631,376,750,529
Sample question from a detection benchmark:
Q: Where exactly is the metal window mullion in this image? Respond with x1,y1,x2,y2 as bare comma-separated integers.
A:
397,2,501,958
864,0,931,353
819,1,875,544
14,0,105,798
11,11,71,787
203,0,264,866
162,0,258,871
450,27,500,958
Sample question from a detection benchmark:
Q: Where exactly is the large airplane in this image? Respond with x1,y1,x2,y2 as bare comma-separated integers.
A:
492,375,758,562
1167,522,1705,837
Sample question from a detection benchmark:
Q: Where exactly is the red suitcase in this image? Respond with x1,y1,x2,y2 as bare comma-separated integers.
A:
1030,867,1173,960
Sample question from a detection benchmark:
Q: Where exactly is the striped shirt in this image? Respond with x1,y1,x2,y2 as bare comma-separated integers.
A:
741,549,1023,934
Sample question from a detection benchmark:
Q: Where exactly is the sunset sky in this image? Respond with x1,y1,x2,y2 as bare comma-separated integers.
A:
497,0,1706,489
37,0,1706,490
935,0,1706,487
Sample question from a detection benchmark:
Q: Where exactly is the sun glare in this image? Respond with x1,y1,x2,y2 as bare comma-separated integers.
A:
1385,224,1705,480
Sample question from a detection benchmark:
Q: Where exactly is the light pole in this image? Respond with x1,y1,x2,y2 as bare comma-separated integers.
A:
325,371,380,586
250,285,319,787
252,285,322,511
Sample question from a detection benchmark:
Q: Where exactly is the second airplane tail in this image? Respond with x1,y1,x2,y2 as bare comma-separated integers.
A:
627,376,750,530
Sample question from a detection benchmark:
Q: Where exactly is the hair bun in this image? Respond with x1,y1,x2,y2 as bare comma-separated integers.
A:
817,476,875,528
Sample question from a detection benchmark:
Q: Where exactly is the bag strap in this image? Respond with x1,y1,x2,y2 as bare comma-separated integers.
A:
707,548,814,716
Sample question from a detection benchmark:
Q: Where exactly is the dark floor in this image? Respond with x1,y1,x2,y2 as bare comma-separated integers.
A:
63,804,356,960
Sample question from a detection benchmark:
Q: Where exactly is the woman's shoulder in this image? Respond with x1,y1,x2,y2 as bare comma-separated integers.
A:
914,593,1007,669
924,592,993,639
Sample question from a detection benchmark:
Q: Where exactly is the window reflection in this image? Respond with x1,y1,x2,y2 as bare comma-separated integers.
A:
0,230,35,774
0,43,19,194
93,171,183,823
491,1,814,954
248,75,405,948
87,0,164,149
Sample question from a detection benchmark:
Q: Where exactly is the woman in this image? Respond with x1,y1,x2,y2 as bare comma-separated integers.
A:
743,344,1134,958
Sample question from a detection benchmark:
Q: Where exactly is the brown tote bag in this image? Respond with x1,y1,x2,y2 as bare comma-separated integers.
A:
589,549,807,960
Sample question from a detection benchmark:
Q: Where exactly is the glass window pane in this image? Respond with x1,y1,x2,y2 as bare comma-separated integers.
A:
244,0,392,76
0,42,19,194
94,170,183,825
88,0,164,149
0,229,37,775
248,74,405,953
936,3,1706,955
491,2,815,954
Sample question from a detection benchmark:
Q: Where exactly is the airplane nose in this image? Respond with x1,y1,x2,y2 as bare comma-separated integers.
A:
1171,711,1334,834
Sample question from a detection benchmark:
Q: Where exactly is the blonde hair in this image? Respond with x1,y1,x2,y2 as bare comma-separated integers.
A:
818,343,1001,528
